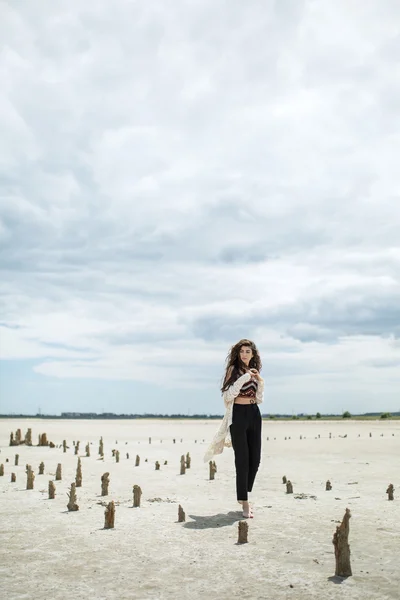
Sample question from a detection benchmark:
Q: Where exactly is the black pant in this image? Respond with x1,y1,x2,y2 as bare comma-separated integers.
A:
230,403,262,501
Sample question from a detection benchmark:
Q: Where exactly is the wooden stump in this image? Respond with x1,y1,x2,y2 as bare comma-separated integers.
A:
126,453,129,459
25,428,32,446
55,463,62,481
15,454,19,466
282,475,287,484
39,462,45,475
67,482,79,511
135,455,140,467
85,443,90,457
11,473,16,483
133,485,142,508
63,440,67,453
49,481,56,499
332,508,352,577
75,457,82,487
26,465,35,490
99,437,104,457
149,437,151,444
155,461,160,470
101,472,110,496
74,441,80,455
164,460,168,465
386,483,394,501
178,504,185,522
209,461,217,480
238,521,248,544
16,429,22,444
115,450,120,463
9,432,15,446
38,433,49,447
326,480,332,491
186,453,191,469
0,464,4,476
104,501,115,529
180,455,186,475
173,439,176,444
286,481,293,494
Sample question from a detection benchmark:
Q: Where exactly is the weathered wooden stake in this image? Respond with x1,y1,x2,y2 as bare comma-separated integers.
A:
180,455,186,475
49,481,56,499
99,437,104,456
155,461,160,470
63,440,67,453
39,462,45,475
67,482,79,511
178,504,185,522
386,483,394,501
186,452,191,468
326,480,332,491
332,508,352,577
115,450,120,463
11,473,16,482
133,485,142,507
85,443,90,457
238,521,249,544
75,457,82,487
101,472,110,496
104,501,115,529
126,453,129,459
286,480,293,494
0,464,4,476
26,465,34,490
56,463,62,481
149,437,151,444
15,454,19,466
25,428,32,446
282,475,287,484
135,455,140,467
74,441,80,455
209,460,217,480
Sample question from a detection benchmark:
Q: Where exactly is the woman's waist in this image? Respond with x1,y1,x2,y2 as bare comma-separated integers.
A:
234,396,257,405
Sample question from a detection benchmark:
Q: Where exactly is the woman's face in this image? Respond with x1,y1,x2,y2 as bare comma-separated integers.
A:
239,345,253,367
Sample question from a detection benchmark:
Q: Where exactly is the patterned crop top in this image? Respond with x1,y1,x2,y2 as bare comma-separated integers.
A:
238,377,258,398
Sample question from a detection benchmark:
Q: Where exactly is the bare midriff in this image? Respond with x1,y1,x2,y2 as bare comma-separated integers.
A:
234,396,257,405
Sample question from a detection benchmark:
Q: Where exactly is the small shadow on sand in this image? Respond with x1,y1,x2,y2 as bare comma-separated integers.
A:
183,511,243,529
328,575,348,584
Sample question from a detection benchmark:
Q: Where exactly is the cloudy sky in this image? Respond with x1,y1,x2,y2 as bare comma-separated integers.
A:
1,0,400,416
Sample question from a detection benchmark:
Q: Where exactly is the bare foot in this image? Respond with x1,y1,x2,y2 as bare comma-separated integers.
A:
242,501,253,518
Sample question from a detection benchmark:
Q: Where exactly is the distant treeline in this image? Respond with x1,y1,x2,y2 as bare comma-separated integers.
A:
1,411,399,419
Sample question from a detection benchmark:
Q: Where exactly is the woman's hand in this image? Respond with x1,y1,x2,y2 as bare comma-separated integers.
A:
248,368,262,381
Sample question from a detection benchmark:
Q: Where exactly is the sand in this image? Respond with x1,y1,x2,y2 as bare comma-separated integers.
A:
0,418,399,600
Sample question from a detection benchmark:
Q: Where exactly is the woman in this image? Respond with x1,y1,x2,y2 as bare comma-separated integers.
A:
204,339,264,518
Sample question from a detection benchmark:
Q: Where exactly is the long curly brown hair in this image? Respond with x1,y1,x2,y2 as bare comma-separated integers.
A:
221,339,262,393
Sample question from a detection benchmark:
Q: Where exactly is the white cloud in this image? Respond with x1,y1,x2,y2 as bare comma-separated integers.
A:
1,0,400,413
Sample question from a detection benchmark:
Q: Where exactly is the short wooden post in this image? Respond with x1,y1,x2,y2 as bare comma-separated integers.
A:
49,481,56,499
99,437,104,457
135,455,140,467
209,461,217,480
326,480,332,491
386,483,394,500
155,461,160,470
26,465,34,490
180,455,186,475
63,440,67,453
101,472,110,496
133,485,142,508
39,462,45,475
85,443,90,457
0,464,4,477
55,463,62,481
115,450,120,463
104,501,115,529
15,454,19,466
186,453,191,469
286,480,293,494
75,457,82,487
67,482,79,511
332,508,352,577
238,521,248,544
282,475,287,484
178,505,185,522
11,473,16,483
